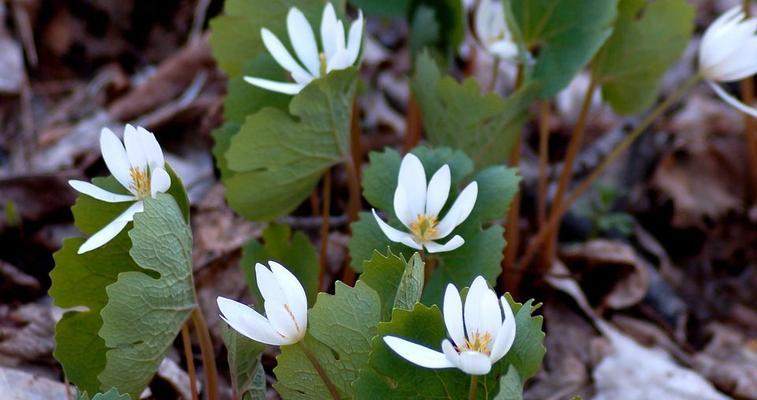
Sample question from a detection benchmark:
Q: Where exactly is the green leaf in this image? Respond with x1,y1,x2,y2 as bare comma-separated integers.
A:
221,323,266,400
212,122,241,180
274,282,381,399
469,166,521,223
223,68,358,220
510,0,618,98
412,52,535,168
498,294,546,382
209,0,345,77
349,0,409,16
51,234,139,394
359,249,419,320
493,366,523,400
78,388,131,400
348,212,405,274
241,223,319,307
593,0,694,115
407,0,464,61
224,55,291,124
393,253,425,311
98,194,196,398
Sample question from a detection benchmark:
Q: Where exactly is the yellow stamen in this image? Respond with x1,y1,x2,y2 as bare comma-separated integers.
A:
129,167,151,199
463,331,493,355
409,214,439,243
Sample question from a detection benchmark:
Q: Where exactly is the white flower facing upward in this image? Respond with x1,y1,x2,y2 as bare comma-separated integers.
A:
244,3,364,95
384,276,516,375
473,0,518,60
698,7,757,117
68,125,170,254
217,261,308,346
372,153,478,254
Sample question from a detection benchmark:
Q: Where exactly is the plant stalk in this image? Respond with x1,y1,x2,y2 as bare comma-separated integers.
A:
191,308,219,400
518,74,702,271
489,58,501,92
541,74,597,269
404,91,422,151
297,341,341,400
536,101,551,228
318,170,332,290
468,375,479,400
181,323,200,400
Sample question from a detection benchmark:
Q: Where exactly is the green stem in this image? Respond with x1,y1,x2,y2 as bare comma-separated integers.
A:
297,340,341,400
518,73,703,270
468,375,479,400
191,308,219,400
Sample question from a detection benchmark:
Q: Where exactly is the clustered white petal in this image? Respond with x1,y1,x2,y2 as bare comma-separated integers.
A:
373,153,477,254
244,3,364,95
68,125,170,254
698,7,757,117
473,0,518,60
384,276,516,376
218,261,308,346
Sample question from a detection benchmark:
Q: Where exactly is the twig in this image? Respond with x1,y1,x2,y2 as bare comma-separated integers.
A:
181,323,200,400
191,308,219,400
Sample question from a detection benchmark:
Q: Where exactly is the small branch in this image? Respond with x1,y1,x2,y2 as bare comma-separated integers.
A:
191,308,220,400
518,74,702,271
297,341,341,400
536,101,551,228
318,170,332,290
181,323,200,400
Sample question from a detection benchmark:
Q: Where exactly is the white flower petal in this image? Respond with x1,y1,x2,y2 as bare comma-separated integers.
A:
124,124,148,171
136,126,164,170
699,7,757,82
217,297,289,346
325,48,352,72
268,260,308,336
77,201,142,254
266,300,302,339
244,76,305,95
457,351,492,375
372,209,423,250
463,276,489,339
150,167,171,197
397,153,427,219
441,338,461,369
261,28,313,81
383,336,454,369
478,285,502,340
68,180,136,203
490,296,517,362
424,236,464,253
100,127,132,191
287,7,321,77
489,41,519,60
255,263,287,306
425,164,450,216
435,182,478,239
320,3,339,59
708,80,757,118
345,11,363,66
393,185,415,229
443,283,465,348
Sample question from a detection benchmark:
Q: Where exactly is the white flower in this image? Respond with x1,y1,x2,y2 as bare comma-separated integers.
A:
698,7,757,117
383,276,516,375
244,3,364,95
217,261,308,346
68,125,170,254
473,0,518,60
372,153,477,254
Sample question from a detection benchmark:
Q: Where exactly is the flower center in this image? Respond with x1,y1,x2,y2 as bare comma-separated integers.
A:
463,331,493,355
319,53,327,77
409,214,439,243
129,167,151,199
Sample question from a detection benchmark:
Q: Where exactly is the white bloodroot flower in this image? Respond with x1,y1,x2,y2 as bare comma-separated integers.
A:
384,276,516,375
372,153,478,254
68,125,170,254
217,261,308,346
698,6,757,117
244,3,364,95
473,0,518,60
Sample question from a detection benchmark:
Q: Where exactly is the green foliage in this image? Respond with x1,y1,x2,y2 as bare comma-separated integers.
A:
224,55,291,124
221,323,266,400
274,282,381,399
352,146,519,303
393,253,425,311
98,194,196,398
359,249,424,320
209,0,345,77
349,0,408,16
499,294,546,382
77,388,131,400
412,52,535,168
222,68,358,220
510,0,618,98
593,0,694,114
407,0,464,62
574,183,635,237
493,366,523,400
241,223,319,307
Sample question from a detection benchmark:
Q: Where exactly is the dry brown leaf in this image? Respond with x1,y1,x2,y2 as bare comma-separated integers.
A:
0,366,71,400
